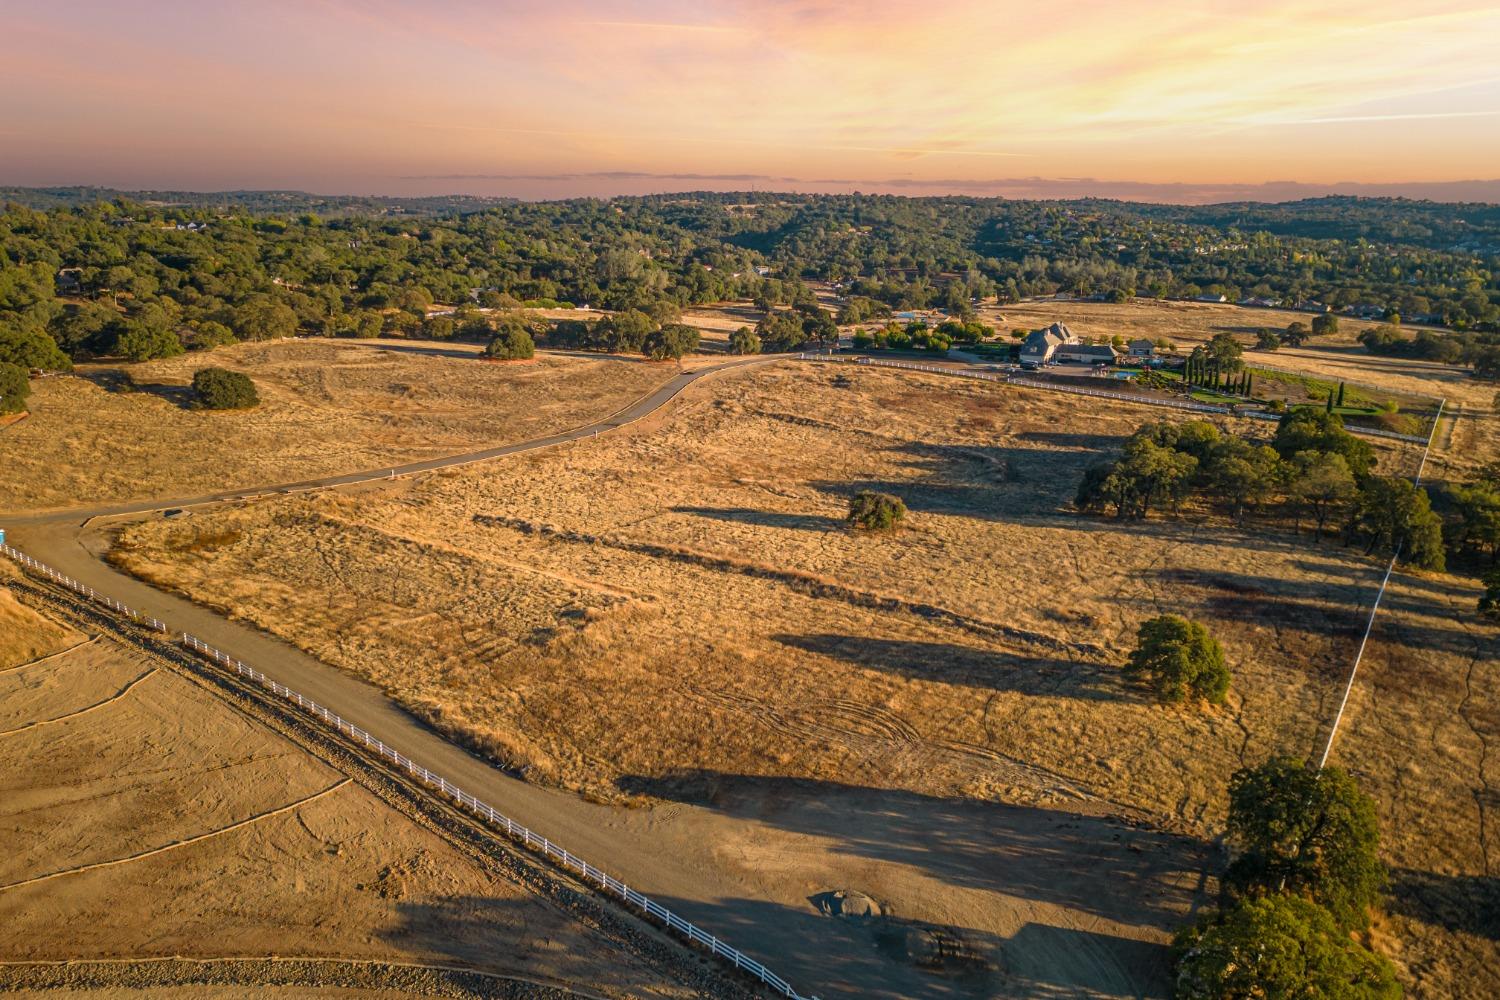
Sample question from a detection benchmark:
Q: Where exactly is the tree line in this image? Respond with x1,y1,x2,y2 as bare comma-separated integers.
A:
1076,410,1447,570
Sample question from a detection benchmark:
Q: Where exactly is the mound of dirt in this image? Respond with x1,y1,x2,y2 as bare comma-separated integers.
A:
811,889,882,919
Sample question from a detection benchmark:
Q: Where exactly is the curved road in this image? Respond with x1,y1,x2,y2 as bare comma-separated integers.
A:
3,353,778,528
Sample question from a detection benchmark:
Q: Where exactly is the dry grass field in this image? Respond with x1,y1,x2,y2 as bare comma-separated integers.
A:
96,352,1498,996
109,363,1423,823
0,338,675,515
0,573,707,999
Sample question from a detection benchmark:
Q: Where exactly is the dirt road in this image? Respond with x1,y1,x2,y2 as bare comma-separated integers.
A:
3,352,1197,999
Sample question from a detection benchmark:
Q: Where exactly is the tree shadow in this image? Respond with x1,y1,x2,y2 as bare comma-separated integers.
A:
1387,867,1500,941
772,633,1129,702
80,369,196,409
671,506,846,532
614,771,1214,931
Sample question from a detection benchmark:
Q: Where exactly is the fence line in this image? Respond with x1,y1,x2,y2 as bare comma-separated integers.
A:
0,542,817,1000
1317,397,1446,769
797,354,1429,441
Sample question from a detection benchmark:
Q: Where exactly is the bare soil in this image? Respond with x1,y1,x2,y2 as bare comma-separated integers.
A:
0,579,710,1000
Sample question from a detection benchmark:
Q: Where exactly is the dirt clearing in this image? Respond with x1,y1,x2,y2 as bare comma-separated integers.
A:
0,580,716,999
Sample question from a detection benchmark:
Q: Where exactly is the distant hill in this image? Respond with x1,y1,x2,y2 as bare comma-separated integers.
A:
0,186,517,216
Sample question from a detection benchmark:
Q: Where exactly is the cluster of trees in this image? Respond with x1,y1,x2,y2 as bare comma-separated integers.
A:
1076,411,1446,569
0,361,28,414
850,317,991,354
1174,758,1398,999
753,302,838,353
3,190,1495,374
1359,322,1500,377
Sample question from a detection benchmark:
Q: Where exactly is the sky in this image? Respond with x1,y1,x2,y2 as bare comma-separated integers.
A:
4,0,1500,204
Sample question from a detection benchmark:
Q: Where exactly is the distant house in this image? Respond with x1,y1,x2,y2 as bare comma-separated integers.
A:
55,267,84,294
1194,294,1228,303
1018,321,1079,366
753,265,771,277
1126,338,1155,360
1055,343,1121,365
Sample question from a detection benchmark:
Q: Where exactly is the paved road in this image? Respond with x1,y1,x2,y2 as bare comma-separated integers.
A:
3,350,967,1000
2,348,1171,1000
3,353,777,527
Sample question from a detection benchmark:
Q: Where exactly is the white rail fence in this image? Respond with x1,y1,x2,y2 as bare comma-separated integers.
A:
0,542,816,1000
798,354,1429,441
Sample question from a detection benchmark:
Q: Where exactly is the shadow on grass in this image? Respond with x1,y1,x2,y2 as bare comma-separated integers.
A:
614,771,1214,931
81,369,196,408
1387,867,1500,941
671,506,846,532
772,632,1128,702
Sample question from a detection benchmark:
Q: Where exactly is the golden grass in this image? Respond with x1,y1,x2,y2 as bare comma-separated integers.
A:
0,338,676,514
106,358,1498,994
0,563,83,669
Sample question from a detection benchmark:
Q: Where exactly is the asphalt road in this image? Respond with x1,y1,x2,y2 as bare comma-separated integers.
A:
2,353,779,528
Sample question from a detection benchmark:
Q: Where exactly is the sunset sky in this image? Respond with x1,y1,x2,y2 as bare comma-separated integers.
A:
4,0,1499,202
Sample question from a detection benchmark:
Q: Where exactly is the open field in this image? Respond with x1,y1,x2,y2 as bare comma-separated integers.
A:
0,339,676,515
0,568,716,1000
100,358,1497,993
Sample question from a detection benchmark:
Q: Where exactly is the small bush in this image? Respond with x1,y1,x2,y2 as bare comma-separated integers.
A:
847,491,906,531
191,367,259,409
0,362,29,414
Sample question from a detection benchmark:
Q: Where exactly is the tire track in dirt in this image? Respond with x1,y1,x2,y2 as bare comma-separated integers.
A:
693,687,1098,802
0,667,158,737
0,779,352,893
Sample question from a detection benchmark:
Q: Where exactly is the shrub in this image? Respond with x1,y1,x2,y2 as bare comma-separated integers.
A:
1480,568,1500,621
114,322,184,362
1124,615,1230,704
643,323,700,361
485,321,536,360
729,325,761,355
1173,895,1399,1000
191,367,259,409
0,362,29,414
847,491,906,531
1224,757,1385,931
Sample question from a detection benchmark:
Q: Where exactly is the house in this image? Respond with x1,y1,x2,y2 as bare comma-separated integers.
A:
1018,321,1079,367
1126,338,1155,360
1194,294,1228,303
55,267,83,294
1055,343,1121,366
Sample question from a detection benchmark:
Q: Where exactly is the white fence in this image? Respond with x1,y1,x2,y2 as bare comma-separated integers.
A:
2,544,168,632
0,542,816,1000
799,354,1430,441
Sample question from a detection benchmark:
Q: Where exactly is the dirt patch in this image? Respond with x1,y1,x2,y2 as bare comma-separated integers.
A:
0,581,708,999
